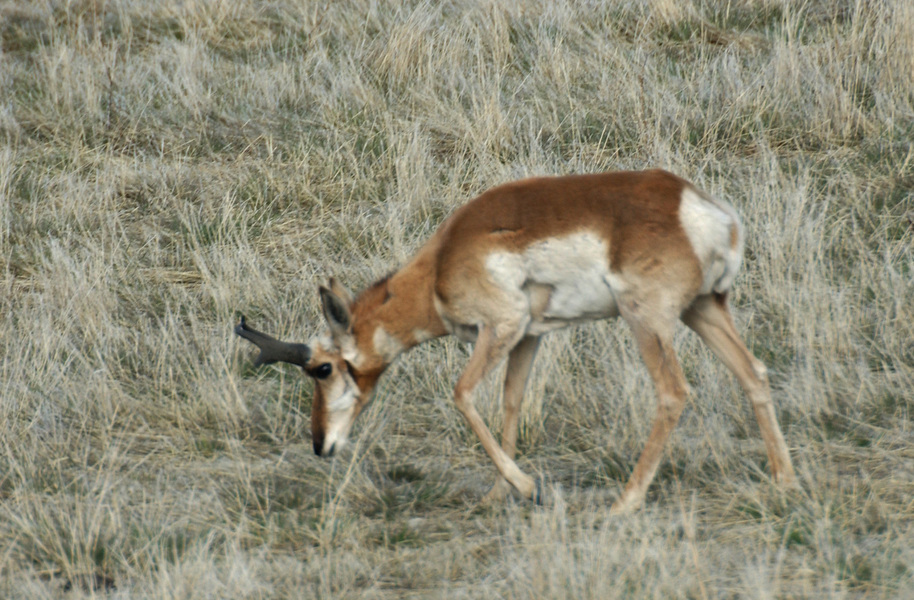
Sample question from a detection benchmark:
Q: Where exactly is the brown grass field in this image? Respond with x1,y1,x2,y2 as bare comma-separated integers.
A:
1,0,912,597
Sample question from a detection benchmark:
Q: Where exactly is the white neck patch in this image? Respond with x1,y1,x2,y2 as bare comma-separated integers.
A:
373,326,405,361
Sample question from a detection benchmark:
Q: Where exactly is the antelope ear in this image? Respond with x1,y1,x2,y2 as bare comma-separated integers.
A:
328,277,354,307
320,285,352,337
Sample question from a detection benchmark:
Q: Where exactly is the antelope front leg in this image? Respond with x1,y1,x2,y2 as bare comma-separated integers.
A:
454,325,541,503
483,335,540,504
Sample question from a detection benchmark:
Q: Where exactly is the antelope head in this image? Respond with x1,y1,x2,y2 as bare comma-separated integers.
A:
234,281,385,457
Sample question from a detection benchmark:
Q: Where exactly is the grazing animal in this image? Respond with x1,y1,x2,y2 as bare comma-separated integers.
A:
235,169,796,513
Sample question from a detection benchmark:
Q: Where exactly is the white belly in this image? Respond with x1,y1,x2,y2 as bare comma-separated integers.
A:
486,231,620,336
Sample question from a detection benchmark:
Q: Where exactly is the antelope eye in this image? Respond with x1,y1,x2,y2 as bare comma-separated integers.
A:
314,363,333,379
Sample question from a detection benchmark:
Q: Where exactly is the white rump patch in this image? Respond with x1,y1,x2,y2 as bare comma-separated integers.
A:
678,188,743,294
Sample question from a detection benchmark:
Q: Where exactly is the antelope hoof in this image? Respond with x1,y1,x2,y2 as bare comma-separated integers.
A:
775,469,800,491
532,478,544,506
610,490,644,515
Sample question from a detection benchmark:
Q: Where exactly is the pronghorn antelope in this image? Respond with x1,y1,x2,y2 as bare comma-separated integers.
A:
235,169,796,513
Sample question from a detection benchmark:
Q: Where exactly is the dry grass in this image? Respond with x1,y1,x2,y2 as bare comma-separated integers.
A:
1,0,912,597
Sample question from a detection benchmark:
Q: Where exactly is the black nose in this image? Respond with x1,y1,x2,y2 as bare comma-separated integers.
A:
313,437,335,458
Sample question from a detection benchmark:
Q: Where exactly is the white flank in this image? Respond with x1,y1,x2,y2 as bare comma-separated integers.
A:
412,328,435,343
485,231,618,333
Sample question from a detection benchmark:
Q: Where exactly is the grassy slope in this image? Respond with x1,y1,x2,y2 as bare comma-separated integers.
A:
1,0,912,597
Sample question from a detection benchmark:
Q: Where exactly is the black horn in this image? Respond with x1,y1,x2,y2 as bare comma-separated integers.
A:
234,316,311,368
